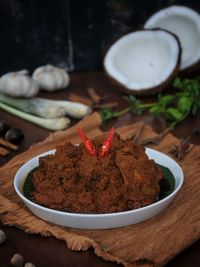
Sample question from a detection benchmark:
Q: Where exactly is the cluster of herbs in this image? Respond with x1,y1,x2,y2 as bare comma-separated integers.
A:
100,77,200,128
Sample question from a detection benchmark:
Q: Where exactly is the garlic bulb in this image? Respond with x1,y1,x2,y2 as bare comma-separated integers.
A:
0,70,39,98
32,64,70,91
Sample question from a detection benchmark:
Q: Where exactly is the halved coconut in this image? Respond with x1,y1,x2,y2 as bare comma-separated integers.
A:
144,5,200,72
104,29,181,95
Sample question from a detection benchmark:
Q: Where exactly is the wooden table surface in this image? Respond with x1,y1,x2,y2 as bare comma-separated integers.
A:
0,71,199,267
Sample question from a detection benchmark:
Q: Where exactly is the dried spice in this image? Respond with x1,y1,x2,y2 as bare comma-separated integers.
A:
0,138,18,151
68,92,93,106
0,146,10,156
87,87,102,103
0,129,24,158
0,122,23,157
5,128,24,145
93,102,118,109
170,137,194,160
67,87,119,114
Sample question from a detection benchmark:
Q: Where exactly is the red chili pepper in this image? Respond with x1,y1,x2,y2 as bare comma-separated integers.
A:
77,128,97,156
99,127,115,158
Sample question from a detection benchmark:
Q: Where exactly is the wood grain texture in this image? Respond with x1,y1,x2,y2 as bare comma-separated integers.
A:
0,112,199,267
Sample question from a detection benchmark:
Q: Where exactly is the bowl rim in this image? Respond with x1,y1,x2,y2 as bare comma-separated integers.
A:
14,147,184,218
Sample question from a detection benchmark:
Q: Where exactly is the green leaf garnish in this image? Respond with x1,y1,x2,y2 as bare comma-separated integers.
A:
100,77,200,128
23,167,38,198
157,164,175,199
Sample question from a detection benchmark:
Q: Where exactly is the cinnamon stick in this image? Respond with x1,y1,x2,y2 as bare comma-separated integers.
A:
93,102,119,109
68,93,93,106
0,146,10,156
170,137,194,160
87,87,102,103
0,138,18,151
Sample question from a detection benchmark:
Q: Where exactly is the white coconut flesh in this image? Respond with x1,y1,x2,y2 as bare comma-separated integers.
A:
104,30,180,92
144,5,200,71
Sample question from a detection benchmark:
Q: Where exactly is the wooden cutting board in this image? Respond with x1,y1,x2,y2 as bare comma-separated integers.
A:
0,112,200,267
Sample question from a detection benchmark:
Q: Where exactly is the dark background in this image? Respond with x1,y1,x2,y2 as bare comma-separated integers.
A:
0,0,199,74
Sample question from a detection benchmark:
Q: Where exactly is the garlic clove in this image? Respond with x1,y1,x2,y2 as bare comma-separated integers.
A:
32,64,70,91
0,70,39,98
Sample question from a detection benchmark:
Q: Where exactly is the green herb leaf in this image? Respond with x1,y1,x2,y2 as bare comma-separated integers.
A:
166,108,184,121
100,108,117,122
23,167,38,198
177,96,192,113
149,105,163,115
158,94,175,106
174,77,200,116
157,164,175,199
100,77,200,127
124,95,144,114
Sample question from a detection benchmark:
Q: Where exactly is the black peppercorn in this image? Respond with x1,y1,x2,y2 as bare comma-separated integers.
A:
0,122,10,137
5,128,24,144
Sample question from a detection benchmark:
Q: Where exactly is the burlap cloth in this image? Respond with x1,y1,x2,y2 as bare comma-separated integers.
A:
0,113,200,267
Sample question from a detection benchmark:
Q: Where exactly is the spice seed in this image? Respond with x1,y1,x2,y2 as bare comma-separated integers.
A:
0,146,10,156
24,263,36,267
5,128,24,145
87,87,102,103
10,253,25,267
0,229,7,244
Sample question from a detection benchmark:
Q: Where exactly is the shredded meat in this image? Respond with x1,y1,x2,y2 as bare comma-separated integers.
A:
30,133,163,213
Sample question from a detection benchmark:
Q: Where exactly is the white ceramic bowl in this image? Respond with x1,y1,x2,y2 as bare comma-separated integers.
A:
14,148,184,229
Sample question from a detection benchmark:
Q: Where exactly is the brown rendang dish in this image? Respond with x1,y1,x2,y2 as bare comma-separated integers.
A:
30,132,163,213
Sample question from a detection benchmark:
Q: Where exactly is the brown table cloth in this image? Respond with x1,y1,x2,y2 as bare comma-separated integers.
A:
0,112,200,267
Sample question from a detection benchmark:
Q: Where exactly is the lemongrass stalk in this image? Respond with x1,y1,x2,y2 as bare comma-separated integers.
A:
0,102,70,131
0,93,65,119
35,98,92,119
0,93,92,119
